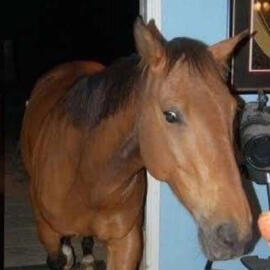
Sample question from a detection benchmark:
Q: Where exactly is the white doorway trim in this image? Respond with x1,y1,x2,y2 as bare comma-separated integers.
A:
140,1,162,270
145,172,161,270
140,0,162,29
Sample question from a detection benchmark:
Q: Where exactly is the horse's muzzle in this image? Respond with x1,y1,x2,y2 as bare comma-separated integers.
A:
198,223,252,261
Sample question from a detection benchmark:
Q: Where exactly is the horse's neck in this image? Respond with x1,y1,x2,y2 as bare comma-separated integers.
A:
80,95,143,186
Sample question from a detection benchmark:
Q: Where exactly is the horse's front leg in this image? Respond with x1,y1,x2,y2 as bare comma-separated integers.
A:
37,216,75,270
106,218,143,270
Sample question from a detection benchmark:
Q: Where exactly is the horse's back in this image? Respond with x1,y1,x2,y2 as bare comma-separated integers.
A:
21,61,104,175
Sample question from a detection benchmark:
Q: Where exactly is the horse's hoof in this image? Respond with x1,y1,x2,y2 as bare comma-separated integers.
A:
79,265,95,270
47,253,67,270
62,244,75,270
47,243,75,270
80,254,96,270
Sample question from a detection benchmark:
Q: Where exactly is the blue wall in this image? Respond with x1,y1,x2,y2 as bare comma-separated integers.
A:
159,1,269,269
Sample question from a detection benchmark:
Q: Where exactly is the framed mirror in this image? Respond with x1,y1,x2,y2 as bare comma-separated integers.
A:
231,0,270,92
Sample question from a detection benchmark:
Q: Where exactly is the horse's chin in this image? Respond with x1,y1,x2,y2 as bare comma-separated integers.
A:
198,226,245,261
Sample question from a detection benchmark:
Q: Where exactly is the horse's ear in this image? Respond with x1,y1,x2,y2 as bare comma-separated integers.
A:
134,17,166,71
147,19,167,45
209,30,251,64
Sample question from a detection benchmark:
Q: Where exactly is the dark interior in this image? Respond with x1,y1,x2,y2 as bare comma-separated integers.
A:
3,0,139,138
1,1,139,268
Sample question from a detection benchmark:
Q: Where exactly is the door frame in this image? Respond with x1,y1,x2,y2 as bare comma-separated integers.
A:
140,1,162,269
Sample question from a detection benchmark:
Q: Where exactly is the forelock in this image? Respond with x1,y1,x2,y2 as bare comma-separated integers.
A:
165,38,224,79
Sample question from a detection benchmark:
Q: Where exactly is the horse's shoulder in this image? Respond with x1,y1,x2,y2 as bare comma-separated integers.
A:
21,61,104,173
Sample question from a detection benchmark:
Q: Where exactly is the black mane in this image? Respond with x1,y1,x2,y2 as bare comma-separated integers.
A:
166,37,221,75
64,55,141,128
64,38,220,128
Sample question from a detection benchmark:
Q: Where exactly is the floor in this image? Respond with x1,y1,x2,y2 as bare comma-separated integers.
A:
6,261,106,270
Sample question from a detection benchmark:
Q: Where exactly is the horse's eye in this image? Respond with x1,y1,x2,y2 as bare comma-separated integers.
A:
163,110,179,123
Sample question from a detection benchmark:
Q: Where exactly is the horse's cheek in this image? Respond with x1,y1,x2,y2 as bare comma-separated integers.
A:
138,124,170,180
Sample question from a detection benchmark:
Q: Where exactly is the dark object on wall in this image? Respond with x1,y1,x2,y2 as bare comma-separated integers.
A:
204,260,213,270
241,255,270,270
231,0,270,91
240,92,270,184
239,91,270,269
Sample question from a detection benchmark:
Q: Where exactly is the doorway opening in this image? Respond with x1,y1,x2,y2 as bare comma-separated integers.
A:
3,1,139,269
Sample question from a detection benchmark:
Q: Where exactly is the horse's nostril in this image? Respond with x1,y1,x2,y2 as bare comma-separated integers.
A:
216,223,238,249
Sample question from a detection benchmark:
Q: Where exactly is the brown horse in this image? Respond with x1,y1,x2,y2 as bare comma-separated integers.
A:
21,18,252,270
